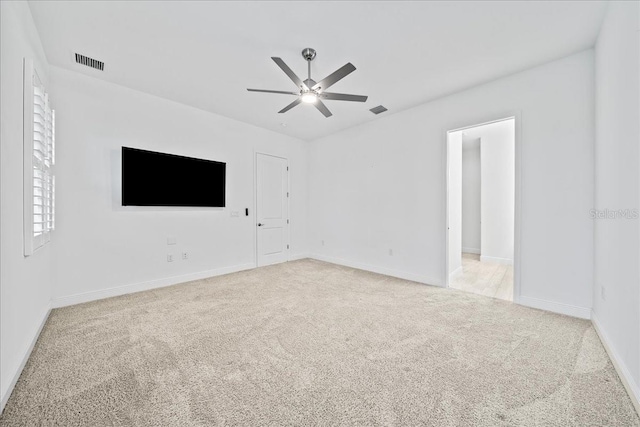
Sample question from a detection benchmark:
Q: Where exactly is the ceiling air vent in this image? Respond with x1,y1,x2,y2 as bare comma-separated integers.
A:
74,53,104,71
369,105,388,115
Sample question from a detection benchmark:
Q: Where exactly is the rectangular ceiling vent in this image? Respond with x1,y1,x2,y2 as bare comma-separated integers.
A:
74,53,104,71
369,105,388,115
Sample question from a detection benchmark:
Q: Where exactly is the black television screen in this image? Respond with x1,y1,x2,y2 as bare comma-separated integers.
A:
122,147,225,207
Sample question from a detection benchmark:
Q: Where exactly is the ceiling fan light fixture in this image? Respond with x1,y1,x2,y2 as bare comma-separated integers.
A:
301,92,318,103
247,48,367,117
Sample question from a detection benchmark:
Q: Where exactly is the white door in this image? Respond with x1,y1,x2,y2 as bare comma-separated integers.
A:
256,153,289,267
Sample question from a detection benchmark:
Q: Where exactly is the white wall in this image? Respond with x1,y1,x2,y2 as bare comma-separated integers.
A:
0,1,54,411
308,50,594,318
447,132,462,274
461,138,481,253
477,120,515,263
593,0,640,408
49,67,308,305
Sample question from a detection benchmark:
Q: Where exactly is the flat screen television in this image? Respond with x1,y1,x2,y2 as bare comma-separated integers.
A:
122,147,225,207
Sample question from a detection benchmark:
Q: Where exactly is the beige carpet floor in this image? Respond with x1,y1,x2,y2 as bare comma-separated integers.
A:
1,259,638,426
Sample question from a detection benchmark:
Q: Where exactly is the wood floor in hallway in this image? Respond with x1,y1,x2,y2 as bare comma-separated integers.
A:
449,252,513,301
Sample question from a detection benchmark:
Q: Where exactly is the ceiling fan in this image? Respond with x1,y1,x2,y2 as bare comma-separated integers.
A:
247,48,368,118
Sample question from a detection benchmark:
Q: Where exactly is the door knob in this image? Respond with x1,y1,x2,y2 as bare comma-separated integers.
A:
257,223,264,227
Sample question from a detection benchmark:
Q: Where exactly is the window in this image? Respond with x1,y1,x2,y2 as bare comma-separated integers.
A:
23,59,55,256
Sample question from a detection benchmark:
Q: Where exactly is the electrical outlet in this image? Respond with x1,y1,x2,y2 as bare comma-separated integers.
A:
167,254,174,262
389,249,393,256
182,252,188,260
601,285,606,301
321,240,325,246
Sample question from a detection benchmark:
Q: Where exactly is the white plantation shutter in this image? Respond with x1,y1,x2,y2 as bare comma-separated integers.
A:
24,59,55,256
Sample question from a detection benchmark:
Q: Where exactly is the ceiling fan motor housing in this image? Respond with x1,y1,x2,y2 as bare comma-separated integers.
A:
303,79,317,90
302,48,316,61
247,47,367,118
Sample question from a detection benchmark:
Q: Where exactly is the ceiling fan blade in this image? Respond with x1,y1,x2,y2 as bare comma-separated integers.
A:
320,92,368,102
272,57,307,90
314,99,333,118
278,98,302,114
247,89,299,95
312,63,356,91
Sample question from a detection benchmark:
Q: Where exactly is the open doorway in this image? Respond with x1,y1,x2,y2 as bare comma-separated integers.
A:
446,117,516,301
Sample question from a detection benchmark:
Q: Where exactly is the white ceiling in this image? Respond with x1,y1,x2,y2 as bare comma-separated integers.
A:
28,1,607,141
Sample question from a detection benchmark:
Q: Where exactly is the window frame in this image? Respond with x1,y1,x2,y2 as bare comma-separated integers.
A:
23,58,55,256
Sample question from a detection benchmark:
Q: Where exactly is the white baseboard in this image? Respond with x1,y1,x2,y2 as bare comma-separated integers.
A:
309,253,442,287
591,310,640,416
449,266,463,279
52,256,314,309
462,247,480,254
1,303,51,414
518,295,591,319
52,263,255,308
289,253,310,261
480,255,513,265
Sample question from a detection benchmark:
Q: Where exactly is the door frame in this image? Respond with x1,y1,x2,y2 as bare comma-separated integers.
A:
254,151,290,267
443,112,522,303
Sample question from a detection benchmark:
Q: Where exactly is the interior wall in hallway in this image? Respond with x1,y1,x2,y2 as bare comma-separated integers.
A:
471,119,515,264
447,131,462,274
462,137,481,254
